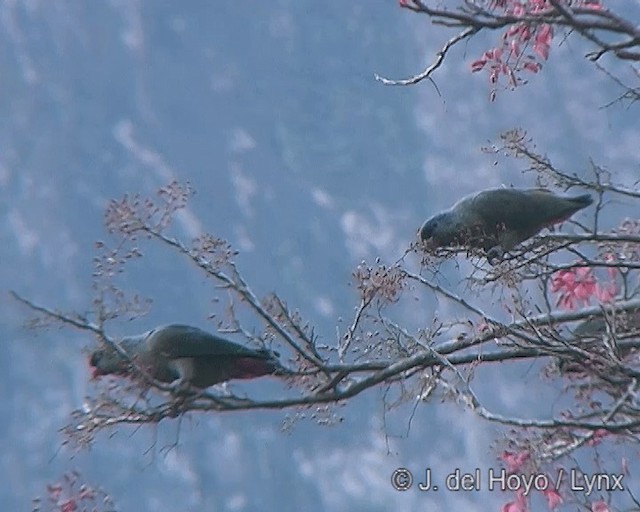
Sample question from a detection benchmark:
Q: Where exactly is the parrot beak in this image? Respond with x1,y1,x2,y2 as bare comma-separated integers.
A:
88,351,106,379
419,231,436,249
89,361,100,380
418,222,436,247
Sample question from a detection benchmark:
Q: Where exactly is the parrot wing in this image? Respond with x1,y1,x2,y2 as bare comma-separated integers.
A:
468,189,543,233
467,188,592,251
446,189,538,251
147,324,276,360
471,188,592,228
574,309,640,337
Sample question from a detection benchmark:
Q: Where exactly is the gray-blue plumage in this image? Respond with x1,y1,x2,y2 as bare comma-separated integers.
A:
419,188,593,256
89,324,280,388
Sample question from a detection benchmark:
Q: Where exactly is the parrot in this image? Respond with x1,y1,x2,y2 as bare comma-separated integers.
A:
419,187,593,260
558,309,640,374
573,309,640,339
89,324,282,388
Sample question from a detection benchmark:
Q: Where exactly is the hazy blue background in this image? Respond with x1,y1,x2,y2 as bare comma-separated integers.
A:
1,2,638,511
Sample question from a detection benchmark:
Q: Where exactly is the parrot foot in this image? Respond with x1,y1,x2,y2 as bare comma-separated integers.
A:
168,378,197,397
486,246,505,264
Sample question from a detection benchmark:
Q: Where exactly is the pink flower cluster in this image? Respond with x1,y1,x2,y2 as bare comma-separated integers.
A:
500,450,530,473
498,450,563,511
471,19,553,92
500,485,607,511
35,472,114,512
497,450,616,511
551,266,616,310
469,0,602,97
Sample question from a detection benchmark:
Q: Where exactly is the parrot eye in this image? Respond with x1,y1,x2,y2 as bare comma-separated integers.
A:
89,350,102,367
420,220,437,240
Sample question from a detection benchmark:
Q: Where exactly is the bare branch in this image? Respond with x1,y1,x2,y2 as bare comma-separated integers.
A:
374,26,478,86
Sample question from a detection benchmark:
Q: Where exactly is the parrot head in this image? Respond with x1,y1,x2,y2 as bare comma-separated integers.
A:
89,347,130,379
419,212,457,247
88,335,146,379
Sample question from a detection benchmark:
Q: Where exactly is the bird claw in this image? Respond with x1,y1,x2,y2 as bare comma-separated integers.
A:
486,246,505,264
168,379,196,396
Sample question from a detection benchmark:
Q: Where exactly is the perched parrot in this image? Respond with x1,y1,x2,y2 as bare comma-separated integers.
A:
89,324,282,388
558,309,640,374
573,309,640,338
419,188,593,259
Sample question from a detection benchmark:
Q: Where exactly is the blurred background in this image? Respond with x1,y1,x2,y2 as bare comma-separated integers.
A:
1,2,638,510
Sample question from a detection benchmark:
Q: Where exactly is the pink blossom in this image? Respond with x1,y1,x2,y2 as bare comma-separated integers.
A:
501,489,528,512
542,487,563,509
505,25,521,38
586,428,610,446
499,450,530,473
551,263,619,310
591,501,610,512
472,0,601,93
471,59,487,72
537,24,553,42
509,39,521,57
60,499,78,512
603,252,617,279
530,0,551,14
47,484,63,501
595,282,616,303
533,23,553,60
581,1,602,10
551,267,596,310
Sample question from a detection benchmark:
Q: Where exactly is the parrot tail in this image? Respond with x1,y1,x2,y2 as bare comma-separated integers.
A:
569,194,594,208
545,193,594,227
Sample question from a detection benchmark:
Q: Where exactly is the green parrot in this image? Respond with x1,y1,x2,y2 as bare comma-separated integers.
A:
89,324,282,388
419,188,593,260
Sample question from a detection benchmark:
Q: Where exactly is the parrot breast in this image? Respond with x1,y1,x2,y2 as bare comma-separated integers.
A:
230,357,279,379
